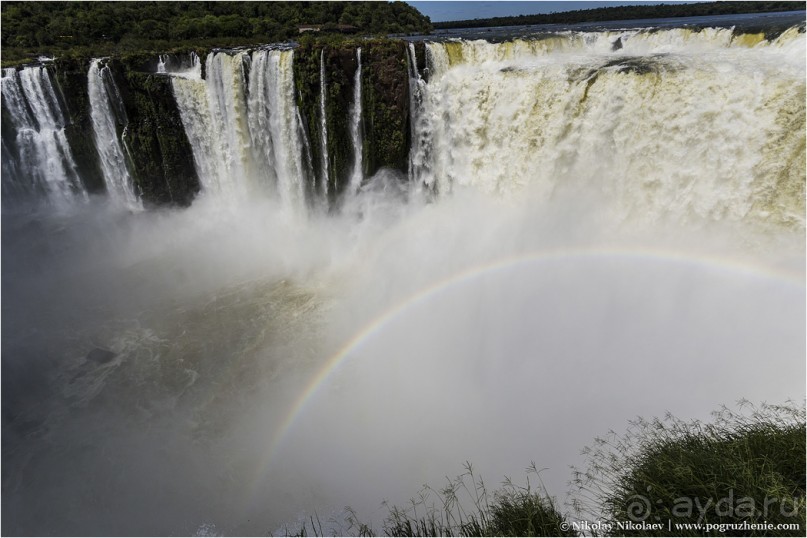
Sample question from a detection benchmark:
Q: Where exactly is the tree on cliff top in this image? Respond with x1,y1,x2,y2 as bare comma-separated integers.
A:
0,1,432,49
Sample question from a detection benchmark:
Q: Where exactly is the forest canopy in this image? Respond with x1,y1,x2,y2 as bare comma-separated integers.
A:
0,1,432,50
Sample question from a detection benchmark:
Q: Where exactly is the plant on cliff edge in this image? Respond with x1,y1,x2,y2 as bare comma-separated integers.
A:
570,400,806,536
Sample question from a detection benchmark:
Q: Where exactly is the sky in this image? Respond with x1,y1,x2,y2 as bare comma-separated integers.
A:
406,1,692,23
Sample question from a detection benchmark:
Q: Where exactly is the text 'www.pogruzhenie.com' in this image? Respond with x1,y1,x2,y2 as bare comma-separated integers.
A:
561,520,802,534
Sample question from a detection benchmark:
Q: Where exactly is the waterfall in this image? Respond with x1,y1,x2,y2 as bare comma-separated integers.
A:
4,23,804,225
348,47,363,194
165,52,202,80
171,49,307,211
411,31,806,227
172,51,257,200
188,52,202,77
296,106,316,201
247,49,306,212
319,49,330,198
169,51,226,199
205,51,254,198
406,43,431,189
245,51,280,195
171,74,220,194
1,66,85,204
88,59,141,209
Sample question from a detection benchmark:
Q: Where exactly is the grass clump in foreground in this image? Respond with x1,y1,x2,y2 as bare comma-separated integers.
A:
287,463,575,537
375,463,574,537
571,400,806,536
286,401,805,536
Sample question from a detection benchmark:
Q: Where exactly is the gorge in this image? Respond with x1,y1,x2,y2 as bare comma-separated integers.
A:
2,18,806,536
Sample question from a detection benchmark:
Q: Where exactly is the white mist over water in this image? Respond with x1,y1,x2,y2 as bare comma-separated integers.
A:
2,26,805,536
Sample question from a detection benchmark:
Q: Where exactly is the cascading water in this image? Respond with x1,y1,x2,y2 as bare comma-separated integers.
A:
88,59,141,210
205,51,254,198
319,49,330,198
348,47,363,194
406,42,430,188
247,49,307,213
169,54,225,196
170,49,307,211
411,29,805,228
162,52,202,79
1,66,85,204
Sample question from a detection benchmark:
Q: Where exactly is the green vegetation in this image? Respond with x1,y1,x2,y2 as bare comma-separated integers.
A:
374,463,572,537
293,38,411,206
361,40,410,179
293,37,355,204
1,1,432,65
289,463,575,537
572,400,806,536
287,402,805,536
434,1,804,30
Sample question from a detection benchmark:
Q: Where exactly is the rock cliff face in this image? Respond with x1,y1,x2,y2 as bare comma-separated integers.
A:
361,40,410,179
6,39,413,208
49,56,200,206
294,44,356,204
294,39,411,205
111,62,200,206
51,58,106,193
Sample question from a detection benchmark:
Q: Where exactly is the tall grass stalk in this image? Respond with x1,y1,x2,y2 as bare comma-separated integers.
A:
570,400,806,536
344,462,574,537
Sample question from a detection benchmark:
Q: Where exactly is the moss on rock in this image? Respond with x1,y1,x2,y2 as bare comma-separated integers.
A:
294,38,411,208
361,40,410,178
293,42,357,206
110,62,200,206
293,44,325,202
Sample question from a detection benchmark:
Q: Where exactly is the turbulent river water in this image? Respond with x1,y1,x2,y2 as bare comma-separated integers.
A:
2,16,805,536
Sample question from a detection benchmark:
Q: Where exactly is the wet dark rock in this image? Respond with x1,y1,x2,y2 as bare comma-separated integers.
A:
602,56,659,75
50,59,106,193
110,62,201,207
